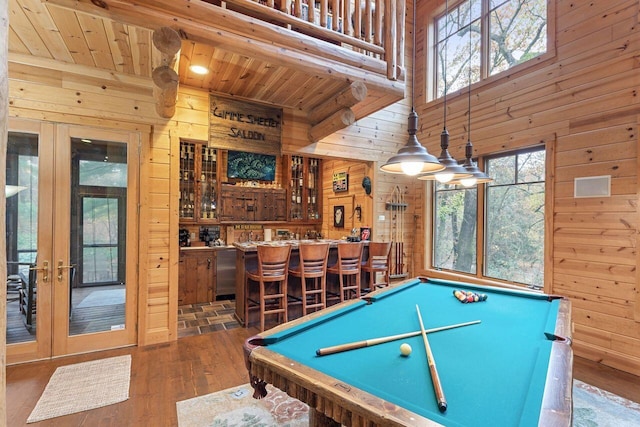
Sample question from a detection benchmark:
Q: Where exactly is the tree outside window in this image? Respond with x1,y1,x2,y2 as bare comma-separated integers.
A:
434,0,548,97
485,149,545,287
433,184,477,273
432,148,545,288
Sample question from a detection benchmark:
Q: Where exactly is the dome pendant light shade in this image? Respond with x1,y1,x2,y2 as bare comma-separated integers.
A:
418,128,472,182
380,110,444,175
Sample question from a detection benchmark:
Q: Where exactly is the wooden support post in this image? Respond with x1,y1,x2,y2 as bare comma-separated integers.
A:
152,27,181,118
309,108,355,142
308,81,368,124
152,66,179,118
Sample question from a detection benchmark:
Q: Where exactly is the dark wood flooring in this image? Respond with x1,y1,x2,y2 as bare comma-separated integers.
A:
6,327,640,426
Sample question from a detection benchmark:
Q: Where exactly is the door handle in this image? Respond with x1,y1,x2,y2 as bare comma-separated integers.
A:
57,260,75,282
30,260,49,283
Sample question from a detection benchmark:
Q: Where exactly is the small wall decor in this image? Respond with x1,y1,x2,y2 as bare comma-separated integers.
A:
334,205,345,228
332,171,349,192
362,176,372,195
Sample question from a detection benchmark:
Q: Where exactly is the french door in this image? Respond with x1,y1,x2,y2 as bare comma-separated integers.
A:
6,118,139,364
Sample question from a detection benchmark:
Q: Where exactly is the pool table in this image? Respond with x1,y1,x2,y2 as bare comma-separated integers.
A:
244,276,573,427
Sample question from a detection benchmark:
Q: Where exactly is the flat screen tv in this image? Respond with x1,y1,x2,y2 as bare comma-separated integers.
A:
227,150,276,181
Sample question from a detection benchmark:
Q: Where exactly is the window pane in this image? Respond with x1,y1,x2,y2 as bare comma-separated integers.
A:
436,0,482,97
485,150,545,287
489,0,547,76
82,247,118,283
486,155,516,185
79,160,127,187
433,185,477,274
82,197,119,284
517,150,546,182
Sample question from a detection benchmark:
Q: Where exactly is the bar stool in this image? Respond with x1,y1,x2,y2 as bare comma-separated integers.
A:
288,242,330,316
361,241,392,293
245,244,292,331
327,242,363,302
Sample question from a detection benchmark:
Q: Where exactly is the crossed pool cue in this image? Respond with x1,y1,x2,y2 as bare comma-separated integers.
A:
315,313,480,413
315,318,481,356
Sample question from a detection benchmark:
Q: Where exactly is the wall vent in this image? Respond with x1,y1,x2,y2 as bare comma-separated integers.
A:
574,175,611,198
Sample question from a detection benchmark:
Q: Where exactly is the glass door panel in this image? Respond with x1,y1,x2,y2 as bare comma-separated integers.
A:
6,118,55,364
54,125,138,356
5,119,139,363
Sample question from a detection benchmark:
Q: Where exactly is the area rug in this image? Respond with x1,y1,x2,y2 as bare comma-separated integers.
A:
573,379,640,426
176,383,309,427
177,380,640,427
27,355,131,423
77,288,125,308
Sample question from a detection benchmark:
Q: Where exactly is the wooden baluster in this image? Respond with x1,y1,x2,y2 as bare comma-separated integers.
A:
354,0,362,40
343,0,352,36
308,0,315,23
374,0,382,47
293,0,302,18
320,0,328,28
331,0,340,32
385,0,398,80
397,0,405,76
365,0,372,43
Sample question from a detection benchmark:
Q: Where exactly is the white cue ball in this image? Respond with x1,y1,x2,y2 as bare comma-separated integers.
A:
400,343,412,356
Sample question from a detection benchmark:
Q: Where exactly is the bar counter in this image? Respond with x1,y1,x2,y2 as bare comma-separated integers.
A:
233,240,368,326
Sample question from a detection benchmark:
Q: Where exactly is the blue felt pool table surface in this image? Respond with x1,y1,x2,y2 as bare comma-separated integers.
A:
246,277,572,427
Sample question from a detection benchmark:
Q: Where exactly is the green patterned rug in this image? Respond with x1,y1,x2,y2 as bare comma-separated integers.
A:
573,380,640,426
177,380,640,426
176,384,308,427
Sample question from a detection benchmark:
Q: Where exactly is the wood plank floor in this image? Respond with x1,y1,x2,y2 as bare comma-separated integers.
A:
6,327,640,426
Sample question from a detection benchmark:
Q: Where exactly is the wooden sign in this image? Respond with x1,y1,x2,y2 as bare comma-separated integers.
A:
210,95,282,155
332,171,349,192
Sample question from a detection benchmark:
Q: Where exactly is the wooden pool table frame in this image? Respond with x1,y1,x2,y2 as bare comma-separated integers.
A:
244,276,573,427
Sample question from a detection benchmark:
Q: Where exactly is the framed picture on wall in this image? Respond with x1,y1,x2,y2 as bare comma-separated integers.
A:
334,205,344,228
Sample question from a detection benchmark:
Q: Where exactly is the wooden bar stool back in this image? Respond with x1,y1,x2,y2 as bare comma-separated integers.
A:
327,242,363,302
361,241,392,292
288,242,330,316
245,244,292,331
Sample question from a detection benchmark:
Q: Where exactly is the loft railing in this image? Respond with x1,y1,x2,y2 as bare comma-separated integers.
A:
211,0,406,80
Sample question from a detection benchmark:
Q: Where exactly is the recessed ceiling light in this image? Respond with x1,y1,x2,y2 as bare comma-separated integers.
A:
190,65,209,75
81,138,92,143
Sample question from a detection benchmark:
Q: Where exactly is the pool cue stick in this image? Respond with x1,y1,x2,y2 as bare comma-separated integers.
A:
315,320,481,356
416,305,447,413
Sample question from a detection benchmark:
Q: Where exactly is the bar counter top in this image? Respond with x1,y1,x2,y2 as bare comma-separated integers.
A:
180,245,236,251
233,239,365,252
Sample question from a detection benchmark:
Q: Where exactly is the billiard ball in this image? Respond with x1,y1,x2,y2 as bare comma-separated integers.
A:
400,343,412,356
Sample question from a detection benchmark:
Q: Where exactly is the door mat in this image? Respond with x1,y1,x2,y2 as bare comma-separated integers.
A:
27,355,131,423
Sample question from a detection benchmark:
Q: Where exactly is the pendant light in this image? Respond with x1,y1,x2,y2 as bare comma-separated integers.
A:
448,1,492,187
418,0,471,183
380,0,444,176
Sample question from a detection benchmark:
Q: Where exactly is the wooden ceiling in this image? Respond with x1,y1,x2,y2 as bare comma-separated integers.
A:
9,0,406,132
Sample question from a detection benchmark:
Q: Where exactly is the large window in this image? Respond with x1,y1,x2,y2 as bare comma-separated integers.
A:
434,0,548,97
433,147,545,288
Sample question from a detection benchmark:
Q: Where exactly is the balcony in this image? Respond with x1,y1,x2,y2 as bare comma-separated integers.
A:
22,0,407,141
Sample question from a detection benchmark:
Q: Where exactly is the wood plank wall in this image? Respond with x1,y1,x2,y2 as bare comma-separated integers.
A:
416,0,640,375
